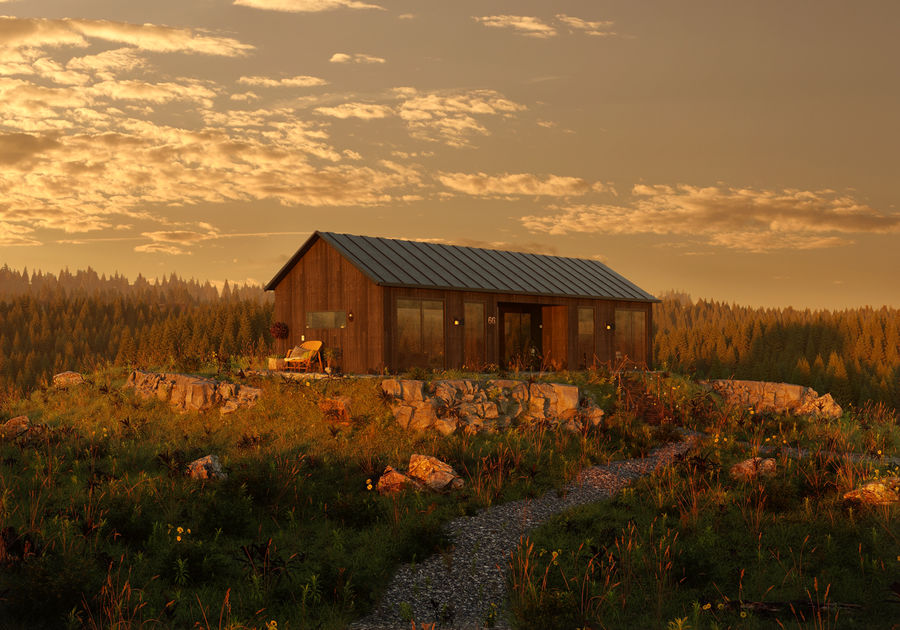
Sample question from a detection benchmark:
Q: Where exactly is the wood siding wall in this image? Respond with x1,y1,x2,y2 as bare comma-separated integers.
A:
273,239,384,373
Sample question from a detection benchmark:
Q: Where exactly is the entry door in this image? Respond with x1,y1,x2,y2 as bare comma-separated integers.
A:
501,307,541,368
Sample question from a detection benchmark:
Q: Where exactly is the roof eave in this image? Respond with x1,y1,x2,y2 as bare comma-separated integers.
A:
375,282,660,303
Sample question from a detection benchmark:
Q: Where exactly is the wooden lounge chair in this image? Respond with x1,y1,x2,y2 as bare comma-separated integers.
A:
283,341,323,372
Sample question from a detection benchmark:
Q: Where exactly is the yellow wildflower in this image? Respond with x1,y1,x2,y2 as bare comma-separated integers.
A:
741,611,747,618
702,602,711,610
177,526,184,534
176,535,182,542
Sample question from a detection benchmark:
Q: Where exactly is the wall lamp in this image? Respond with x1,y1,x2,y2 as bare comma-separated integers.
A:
452,317,464,326
347,311,354,323
606,323,615,331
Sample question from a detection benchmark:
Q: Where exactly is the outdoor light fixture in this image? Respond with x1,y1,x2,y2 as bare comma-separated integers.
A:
347,311,354,322
453,318,463,326
606,323,615,331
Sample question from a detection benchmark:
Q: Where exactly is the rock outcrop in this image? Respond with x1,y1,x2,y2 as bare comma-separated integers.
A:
0,415,30,439
376,455,463,494
729,457,777,482
375,466,423,494
381,378,604,435
187,454,227,480
843,477,900,507
124,370,261,415
705,380,842,419
52,371,85,387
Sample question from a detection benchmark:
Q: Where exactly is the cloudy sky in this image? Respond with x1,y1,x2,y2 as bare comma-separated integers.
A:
1,0,898,308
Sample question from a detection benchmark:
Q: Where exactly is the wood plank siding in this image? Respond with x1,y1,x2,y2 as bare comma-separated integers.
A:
273,238,384,373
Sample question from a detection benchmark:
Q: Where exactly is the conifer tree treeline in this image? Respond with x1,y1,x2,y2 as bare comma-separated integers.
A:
654,293,900,409
1,267,897,409
0,265,273,393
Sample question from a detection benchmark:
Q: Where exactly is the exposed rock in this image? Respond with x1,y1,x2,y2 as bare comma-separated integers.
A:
319,396,352,424
376,466,423,494
52,371,85,387
124,370,260,415
796,393,843,420
408,454,464,492
705,379,842,419
582,405,606,428
381,379,403,398
843,477,900,507
433,417,458,436
1,416,30,439
382,377,607,436
730,457,777,482
187,454,227,481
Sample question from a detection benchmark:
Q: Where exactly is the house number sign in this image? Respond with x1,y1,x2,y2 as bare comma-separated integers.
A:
487,316,497,325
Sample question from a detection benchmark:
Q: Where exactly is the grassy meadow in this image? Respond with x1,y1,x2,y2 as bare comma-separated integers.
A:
0,365,897,629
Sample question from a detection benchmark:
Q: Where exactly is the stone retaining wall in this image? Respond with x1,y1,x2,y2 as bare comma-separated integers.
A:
381,378,604,435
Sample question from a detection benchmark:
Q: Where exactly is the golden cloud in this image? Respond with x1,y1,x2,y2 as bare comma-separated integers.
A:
522,184,900,252
233,0,383,12
0,16,253,56
329,52,386,64
238,75,328,87
473,15,557,38
315,102,393,119
438,172,593,197
555,14,616,36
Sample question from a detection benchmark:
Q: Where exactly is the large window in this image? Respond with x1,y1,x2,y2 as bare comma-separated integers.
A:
306,310,347,329
577,307,595,368
463,302,485,369
614,309,647,364
396,298,444,368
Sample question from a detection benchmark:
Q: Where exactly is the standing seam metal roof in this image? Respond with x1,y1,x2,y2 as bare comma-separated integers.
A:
264,231,658,302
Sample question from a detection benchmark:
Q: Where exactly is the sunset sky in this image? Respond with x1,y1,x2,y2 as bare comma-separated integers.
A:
1,0,898,308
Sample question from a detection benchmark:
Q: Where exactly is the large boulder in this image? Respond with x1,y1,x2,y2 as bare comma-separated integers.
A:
187,454,227,481
407,454,464,492
843,477,900,507
0,416,30,439
730,457,777,482
376,466,422,494
52,371,85,388
319,396,352,424
705,380,842,419
124,371,260,414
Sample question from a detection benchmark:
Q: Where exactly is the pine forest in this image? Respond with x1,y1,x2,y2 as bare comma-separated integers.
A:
0,266,897,410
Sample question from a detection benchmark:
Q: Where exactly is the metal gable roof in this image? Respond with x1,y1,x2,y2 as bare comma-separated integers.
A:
265,231,658,302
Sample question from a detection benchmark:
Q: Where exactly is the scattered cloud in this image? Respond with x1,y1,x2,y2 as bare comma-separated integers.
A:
233,0,384,12
329,52,385,64
0,16,254,56
238,75,327,87
473,14,617,39
473,15,556,38
438,172,593,197
555,14,616,36
394,87,526,147
522,184,900,252
134,242,189,255
316,102,393,119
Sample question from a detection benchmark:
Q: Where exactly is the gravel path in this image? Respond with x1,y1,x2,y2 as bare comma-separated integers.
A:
350,435,699,630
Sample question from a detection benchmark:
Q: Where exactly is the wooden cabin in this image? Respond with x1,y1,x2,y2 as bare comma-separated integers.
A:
264,232,659,373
